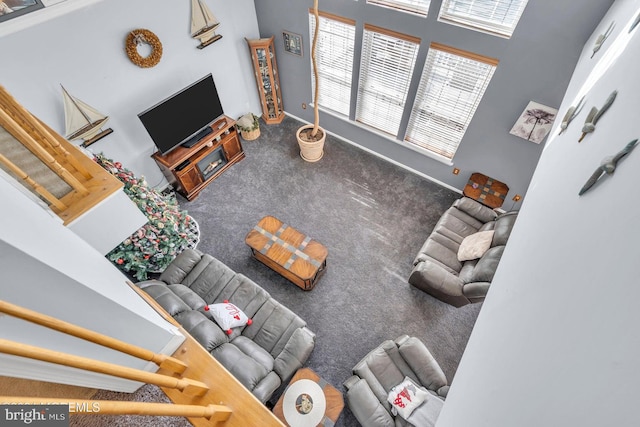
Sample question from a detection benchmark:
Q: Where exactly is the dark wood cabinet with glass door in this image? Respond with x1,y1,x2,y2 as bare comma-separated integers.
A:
246,36,284,124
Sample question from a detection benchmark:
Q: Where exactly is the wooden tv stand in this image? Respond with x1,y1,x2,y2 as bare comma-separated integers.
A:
152,116,245,201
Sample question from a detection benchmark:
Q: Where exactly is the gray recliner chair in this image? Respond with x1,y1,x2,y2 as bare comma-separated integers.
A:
344,336,449,427
408,197,518,307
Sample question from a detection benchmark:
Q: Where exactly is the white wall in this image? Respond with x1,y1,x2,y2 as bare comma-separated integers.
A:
0,0,261,188
0,178,184,392
438,1,640,425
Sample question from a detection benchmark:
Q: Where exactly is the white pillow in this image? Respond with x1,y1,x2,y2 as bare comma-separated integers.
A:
204,300,252,334
457,230,495,262
387,377,430,420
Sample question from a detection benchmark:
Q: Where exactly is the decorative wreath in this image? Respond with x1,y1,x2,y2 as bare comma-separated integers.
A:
125,29,163,68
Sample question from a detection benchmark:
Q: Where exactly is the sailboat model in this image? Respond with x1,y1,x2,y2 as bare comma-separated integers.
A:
61,85,113,148
191,0,222,49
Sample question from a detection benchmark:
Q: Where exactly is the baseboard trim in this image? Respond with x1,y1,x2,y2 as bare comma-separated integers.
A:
285,112,462,195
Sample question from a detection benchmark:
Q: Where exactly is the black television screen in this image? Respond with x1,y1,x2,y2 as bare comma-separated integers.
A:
138,74,224,155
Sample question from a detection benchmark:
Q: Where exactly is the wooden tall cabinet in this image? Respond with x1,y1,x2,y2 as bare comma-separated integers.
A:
246,36,285,124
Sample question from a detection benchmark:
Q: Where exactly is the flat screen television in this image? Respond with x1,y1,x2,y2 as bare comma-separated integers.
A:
138,74,224,155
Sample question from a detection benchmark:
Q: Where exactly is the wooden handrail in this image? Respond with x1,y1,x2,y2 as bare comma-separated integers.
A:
0,153,67,210
0,339,209,397
0,300,187,375
0,397,232,422
0,107,89,196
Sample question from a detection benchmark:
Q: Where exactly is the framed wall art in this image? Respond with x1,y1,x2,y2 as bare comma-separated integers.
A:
0,0,45,23
509,101,558,144
283,30,302,56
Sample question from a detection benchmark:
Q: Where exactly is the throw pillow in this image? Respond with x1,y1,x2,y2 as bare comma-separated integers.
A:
387,377,430,420
204,300,252,335
457,230,495,262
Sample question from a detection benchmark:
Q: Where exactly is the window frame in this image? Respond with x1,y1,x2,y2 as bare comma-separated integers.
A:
438,0,529,38
355,23,420,137
308,10,356,117
366,0,432,17
404,42,498,160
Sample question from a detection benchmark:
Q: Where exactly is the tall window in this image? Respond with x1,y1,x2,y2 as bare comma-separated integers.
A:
405,43,497,160
356,24,420,136
367,0,431,17
438,0,529,38
309,11,356,116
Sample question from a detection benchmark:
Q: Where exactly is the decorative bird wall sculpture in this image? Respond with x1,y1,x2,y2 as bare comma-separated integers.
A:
579,90,617,142
579,139,638,196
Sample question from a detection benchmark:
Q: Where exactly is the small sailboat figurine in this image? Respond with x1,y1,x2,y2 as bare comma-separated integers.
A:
191,0,222,49
61,85,113,148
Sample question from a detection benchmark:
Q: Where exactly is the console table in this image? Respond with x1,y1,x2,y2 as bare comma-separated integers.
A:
152,116,244,200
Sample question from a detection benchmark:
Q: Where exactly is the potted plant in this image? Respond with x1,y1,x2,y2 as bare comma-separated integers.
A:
297,0,326,162
237,113,261,140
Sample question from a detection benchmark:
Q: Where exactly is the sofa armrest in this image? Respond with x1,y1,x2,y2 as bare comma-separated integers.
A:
344,376,395,427
409,260,464,297
462,281,491,300
437,385,450,398
273,327,316,383
453,197,498,223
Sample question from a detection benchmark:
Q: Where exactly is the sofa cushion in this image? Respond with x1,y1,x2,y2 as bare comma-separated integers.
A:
138,282,191,316
457,230,495,261
453,197,498,223
167,284,206,310
211,341,272,391
174,310,228,352
468,246,505,283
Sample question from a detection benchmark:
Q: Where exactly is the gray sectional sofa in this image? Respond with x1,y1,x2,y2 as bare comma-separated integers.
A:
136,248,316,403
408,197,517,307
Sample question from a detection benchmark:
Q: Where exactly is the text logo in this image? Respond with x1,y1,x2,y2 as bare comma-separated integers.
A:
0,405,68,426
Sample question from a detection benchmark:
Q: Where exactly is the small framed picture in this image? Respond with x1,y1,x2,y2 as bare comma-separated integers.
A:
283,30,303,57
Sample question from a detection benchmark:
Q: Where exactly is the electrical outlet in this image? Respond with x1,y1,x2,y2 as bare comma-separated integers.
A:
452,168,460,175
302,103,307,110
512,194,522,202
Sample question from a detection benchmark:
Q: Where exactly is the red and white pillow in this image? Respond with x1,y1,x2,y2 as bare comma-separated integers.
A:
387,377,429,419
204,300,252,335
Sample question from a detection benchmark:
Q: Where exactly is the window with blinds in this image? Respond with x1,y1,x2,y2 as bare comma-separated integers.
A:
367,0,431,17
405,43,497,159
309,11,356,116
438,0,529,38
356,24,420,136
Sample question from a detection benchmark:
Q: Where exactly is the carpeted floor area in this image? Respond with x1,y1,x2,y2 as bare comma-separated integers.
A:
74,115,481,426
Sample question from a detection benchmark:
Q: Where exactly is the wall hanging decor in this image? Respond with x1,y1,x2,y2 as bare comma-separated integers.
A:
283,30,303,56
60,85,113,147
579,90,617,142
509,101,557,144
191,0,221,49
591,21,615,58
125,28,162,68
579,139,638,196
558,95,585,135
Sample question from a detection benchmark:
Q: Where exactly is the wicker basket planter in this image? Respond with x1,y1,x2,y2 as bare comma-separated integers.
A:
240,127,261,141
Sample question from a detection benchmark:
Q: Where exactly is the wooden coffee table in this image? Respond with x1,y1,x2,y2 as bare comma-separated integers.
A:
273,368,344,427
245,216,328,291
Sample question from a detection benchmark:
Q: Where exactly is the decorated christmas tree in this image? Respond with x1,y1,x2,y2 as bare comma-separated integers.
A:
94,154,199,280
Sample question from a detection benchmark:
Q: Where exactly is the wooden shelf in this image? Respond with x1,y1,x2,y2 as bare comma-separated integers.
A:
152,116,245,200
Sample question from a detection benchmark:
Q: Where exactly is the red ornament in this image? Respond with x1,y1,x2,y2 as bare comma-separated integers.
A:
247,319,253,325
225,329,232,335
116,259,124,265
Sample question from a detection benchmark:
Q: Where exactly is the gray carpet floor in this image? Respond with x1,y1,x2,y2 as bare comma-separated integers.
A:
74,116,481,426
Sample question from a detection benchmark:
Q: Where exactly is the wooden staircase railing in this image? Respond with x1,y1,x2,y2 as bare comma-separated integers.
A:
0,84,122,225
0,296,286,426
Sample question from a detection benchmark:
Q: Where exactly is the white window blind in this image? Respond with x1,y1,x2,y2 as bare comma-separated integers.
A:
405,43,497,159
309,11,356,116
367,0,431,17
438,0,529,38
356,24,420,136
